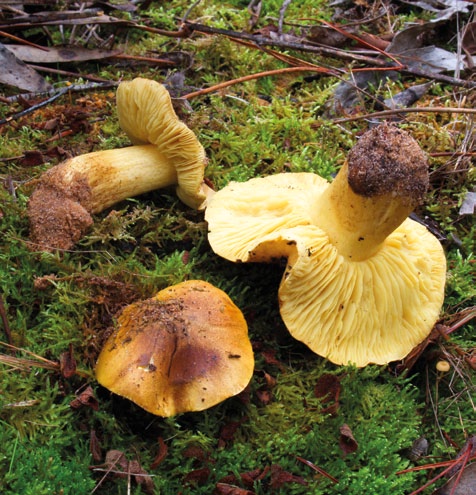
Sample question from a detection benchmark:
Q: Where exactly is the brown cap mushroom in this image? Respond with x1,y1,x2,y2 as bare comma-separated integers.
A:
27,78,212,251
205,123,446,367
95,280,254,416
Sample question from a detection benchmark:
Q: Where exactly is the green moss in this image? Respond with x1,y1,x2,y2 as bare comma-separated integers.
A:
1,1,475,493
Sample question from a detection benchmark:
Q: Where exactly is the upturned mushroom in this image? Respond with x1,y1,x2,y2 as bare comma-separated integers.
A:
27,78,212,251
95,280,254,417
205,123,446,367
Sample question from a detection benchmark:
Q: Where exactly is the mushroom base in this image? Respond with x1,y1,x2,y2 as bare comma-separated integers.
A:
27,163,94,252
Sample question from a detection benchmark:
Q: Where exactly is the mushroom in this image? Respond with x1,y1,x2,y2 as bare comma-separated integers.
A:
27,78,212,251
95,280,254,416
205,123,446,367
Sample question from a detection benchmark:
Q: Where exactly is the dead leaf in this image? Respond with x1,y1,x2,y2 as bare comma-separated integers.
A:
432,462,476,495
182,445,209,462
256,389,273,405
459,192,476,215
219,417,248,447
219,466,270,492
396,46,463,72
387,22,464,73
184,466,211,486
19,151,45,167
446,436,476,478
215,483,255,495
90,430,102,462
255,370,276,405
0,42,51,92
5,44,122,63
383,82,432,109
269,464,308,490
306,25,351,47
339,424,358,456
330,70,392,115
462,22,476,55
258,347,285,370
70,385,98,410
150,437,168,469
314,373,341,416
94,450,155,494
399,0,473,21
60,344,77,378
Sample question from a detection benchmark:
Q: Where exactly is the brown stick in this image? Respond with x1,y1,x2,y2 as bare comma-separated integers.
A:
183,66,340,100
181,22,476,89
183,21,393,67
0,294,13,346
333,106,476,123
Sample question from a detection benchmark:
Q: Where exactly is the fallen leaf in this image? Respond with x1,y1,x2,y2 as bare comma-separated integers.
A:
0,42,51,92
306,25,351,47
19,150,45,167
399,0,473,21
219,466,269,490
459,192,476,215
184,466,211,486
60,344,77,378
95,450,155,494
339,424,358,456
462,22,476,55
269,464,308,490
330,70,393,115
90,430,102,462
214,483,255,495
446,436,476,478
255,389,273,405
5,44,122,63
219,417,248,447
432,462,476,495
70,385,98,410
383,82,432,109
150,437,168,469
314,373,341,415
182,445,209,461
396,46,463,72
255,370,276,405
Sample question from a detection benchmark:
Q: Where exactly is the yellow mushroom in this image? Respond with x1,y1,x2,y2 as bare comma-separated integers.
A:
95,280,254,417
27,78,212,251
205,123,446,367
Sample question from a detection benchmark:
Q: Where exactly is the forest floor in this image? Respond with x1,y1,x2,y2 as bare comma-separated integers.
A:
0,1,475,494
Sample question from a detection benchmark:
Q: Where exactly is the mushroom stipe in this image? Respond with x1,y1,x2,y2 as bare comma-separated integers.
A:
27,78,212,251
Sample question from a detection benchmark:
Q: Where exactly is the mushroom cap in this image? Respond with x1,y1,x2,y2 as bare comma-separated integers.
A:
205,173,446,367
116,78,208,209
95,280,253,416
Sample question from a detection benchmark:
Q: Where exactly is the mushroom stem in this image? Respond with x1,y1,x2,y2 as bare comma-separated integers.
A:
27,144,182,251
58,144,178,213
312,124,429,261
27,78,214,251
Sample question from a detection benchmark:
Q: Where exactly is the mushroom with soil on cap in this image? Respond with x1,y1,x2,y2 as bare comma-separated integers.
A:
27,78,213,251
95,280,254,417
205,123,446,367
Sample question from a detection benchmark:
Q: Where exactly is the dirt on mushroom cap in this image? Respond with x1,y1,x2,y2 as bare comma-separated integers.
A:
347,123,429,203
